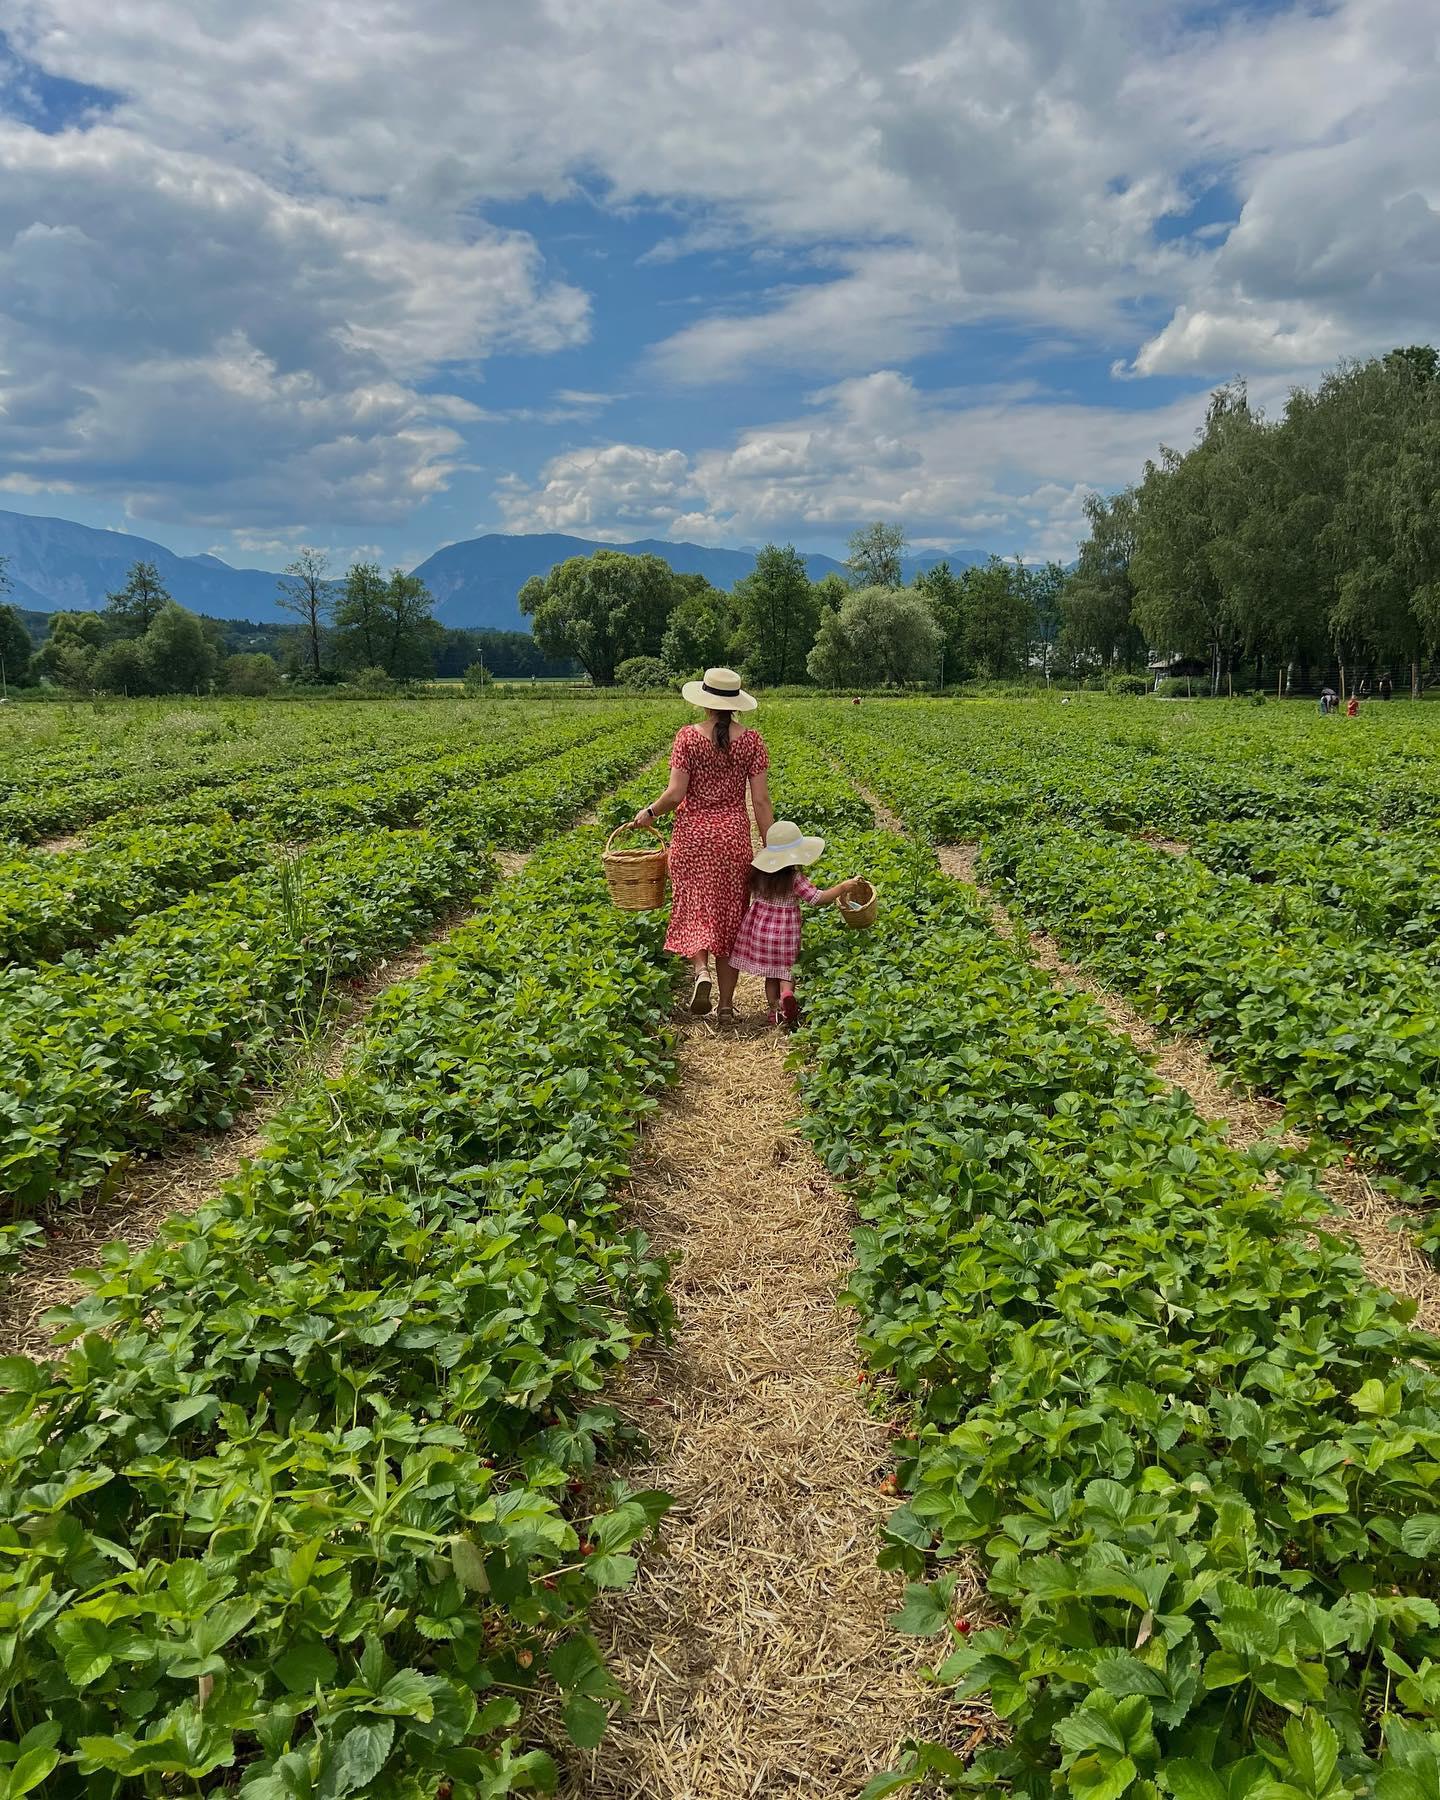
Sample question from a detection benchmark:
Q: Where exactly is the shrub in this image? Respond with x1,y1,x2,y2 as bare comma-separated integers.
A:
1106,672,1149,698
222,652,281,696
462,660,494,694
348,664,396,697
615,656,672,691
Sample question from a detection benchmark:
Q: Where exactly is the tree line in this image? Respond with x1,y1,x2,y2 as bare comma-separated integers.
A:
0,549,573,698
1062,345,1440,695
521,525,1069,689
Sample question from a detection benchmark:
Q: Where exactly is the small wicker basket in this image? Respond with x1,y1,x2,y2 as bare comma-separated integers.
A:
601,822,669,911
839,878,878,930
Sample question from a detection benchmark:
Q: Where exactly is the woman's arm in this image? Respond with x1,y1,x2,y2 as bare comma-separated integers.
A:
631,768,689,830
749,770,775,841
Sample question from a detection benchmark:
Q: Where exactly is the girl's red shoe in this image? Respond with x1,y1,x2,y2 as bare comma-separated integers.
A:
780,992,800,1030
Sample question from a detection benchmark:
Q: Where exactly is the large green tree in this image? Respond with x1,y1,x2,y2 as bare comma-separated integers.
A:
845,521,907,588
1061,490,1145,674
142,601,217,692
0,604,30,692
378,570,439,679
277,547,335,680
661,577,735,676
519,550,681,686
36,612,106,690
806,585,940,687
104,561,171,638
332,562,388,672
731,544,819,684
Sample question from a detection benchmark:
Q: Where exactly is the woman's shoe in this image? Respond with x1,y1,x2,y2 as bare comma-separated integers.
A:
689,973,713,1016
717,1005,736,1028
780,992,800,1030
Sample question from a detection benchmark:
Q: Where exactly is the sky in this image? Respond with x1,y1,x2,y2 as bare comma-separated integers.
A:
0,0,1435,572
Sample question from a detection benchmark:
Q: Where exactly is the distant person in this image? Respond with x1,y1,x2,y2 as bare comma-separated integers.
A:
1381,673,1394,701
630,668,773,1025
1319,687,1337,715
1347,694,1360,717
728,821,864,1029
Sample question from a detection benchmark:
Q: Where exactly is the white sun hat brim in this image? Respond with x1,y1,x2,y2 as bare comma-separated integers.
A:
680,669,758,713
752,823,826,872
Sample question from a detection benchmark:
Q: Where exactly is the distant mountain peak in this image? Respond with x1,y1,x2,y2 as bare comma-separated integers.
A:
0,506,989,633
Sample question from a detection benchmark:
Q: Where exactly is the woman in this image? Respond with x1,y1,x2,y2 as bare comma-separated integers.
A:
631,667,774,1022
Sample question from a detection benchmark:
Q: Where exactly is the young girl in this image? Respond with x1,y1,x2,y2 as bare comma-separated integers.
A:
728,820,863,1027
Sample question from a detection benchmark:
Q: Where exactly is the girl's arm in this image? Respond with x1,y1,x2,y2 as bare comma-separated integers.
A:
631,768,689,830
749,769,775,841
803,876,864,906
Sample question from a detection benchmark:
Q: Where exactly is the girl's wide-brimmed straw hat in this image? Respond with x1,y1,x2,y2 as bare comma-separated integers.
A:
680,666,758,713
752,819,825,873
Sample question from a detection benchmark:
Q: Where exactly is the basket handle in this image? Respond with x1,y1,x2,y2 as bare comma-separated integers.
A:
604,820,667,855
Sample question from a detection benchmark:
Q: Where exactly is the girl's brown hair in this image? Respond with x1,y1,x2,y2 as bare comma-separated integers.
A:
711,707,733,754
749,864,797,901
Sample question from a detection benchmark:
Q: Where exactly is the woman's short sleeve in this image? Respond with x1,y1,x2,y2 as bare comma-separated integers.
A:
669,728,693,773
745,731,770,776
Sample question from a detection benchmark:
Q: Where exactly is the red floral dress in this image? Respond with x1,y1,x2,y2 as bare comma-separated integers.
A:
664,724,769,960
729,874,820,979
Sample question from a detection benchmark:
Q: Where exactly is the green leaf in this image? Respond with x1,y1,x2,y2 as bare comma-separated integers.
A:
6,1749,60,1797
890,1580,952,1637
373,1670,435,1721
275,1641,338,1693
1162,1761,1227,1800
317,1721,394,1800
562,1694,609,1750
1071,1753,1138,1800
1281,1711,1340,1798
450,1537,490,1594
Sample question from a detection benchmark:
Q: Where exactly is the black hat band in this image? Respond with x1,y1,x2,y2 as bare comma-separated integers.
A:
702,680,741,699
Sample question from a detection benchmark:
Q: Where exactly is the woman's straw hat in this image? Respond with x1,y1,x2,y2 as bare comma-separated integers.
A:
680,666,758,713
752,819,825,872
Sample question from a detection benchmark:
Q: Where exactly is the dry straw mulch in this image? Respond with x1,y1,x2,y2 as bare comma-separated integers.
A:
559,978,977,1798
934,843,1440,1337
0,857,536,1361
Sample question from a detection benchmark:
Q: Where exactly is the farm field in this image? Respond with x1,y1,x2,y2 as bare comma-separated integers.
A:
4,693,1440,1797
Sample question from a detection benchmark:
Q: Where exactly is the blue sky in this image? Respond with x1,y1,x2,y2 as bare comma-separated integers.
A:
0,1,1435,573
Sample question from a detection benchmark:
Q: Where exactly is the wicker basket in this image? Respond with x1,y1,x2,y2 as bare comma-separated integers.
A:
839,878,878,930
601,822,669,911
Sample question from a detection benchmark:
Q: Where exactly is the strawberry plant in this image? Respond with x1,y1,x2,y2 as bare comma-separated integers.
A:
794,827,1440,1797
982,825,1440,1189
0,831,677,1794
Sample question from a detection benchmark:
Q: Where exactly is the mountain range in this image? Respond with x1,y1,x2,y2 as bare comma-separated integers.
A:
0,507,984,633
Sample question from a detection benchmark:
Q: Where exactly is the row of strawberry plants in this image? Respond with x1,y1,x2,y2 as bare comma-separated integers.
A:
0,722,672,1221
809,703,1440,839
752,705,876,833
1191,819,1440,953
981,825,1440,1191
0,826,487,1219
116,709,636,838
0,832,678,1796
795,829,1440,1798
0,702,577,843
0,820,272,968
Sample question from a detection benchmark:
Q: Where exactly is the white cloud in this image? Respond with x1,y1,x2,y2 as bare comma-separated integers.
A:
496,443,700,539
0,117,587,525
498,370,1217,560
0,0,1435,539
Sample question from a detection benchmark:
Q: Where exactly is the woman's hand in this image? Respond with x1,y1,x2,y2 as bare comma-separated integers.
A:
631,807,654,831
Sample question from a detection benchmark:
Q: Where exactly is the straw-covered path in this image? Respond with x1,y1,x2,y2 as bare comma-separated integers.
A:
561,978,966,1798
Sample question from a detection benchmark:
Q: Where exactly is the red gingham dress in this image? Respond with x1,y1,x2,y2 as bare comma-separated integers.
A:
663,725,769,960
729,874,820,980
